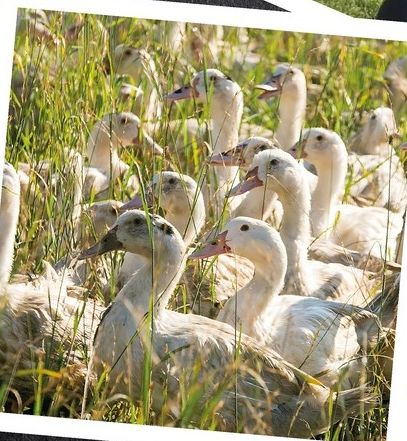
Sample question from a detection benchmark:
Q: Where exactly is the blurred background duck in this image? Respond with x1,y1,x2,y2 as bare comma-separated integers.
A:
0,162,104,410
292,128,404,262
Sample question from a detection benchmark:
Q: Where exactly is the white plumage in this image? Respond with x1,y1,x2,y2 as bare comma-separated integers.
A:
79,209,376,438
191,216,388,389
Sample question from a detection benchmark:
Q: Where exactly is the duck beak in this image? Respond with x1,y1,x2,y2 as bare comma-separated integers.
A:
78,225,123,260
164,85,196,102
256,75,282,100
120,189,154,213
119,195,144,212
210,143,246,167
399,141,407,151
189,231,231,259
289,139,307,159
230,166,263,196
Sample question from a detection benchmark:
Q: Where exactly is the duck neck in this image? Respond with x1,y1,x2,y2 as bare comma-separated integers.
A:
87,130,124,179
62,152,84,243
219,243,286,335
275,89,306,151
116,238,186,318
210,90,243,189
0,186,20,286
277,177,314,295
311,152,347,239
373,141,392,157
167,193,206,245
143,58,162,121
233,186,278,220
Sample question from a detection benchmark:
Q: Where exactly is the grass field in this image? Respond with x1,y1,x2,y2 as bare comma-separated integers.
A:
2,8,406,440
316,0,382,18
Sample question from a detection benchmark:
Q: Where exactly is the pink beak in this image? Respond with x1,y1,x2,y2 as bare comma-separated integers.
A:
210,153,242,167
255,81,281,100
164,85,196,102
229,166,263,196
119,194,143,212
399,141,407,152
189,231,231,259
289,139,307,159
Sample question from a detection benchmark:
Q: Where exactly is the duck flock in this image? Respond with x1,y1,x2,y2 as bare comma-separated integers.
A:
1,9,407,439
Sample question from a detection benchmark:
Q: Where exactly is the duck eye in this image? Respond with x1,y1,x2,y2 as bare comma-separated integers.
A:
240,224,249,232
124,49,132,56
209,76,217,83
211,240,218,246
258,145,267,151
133,218,141,226
371,114,377,120
168,178,176,185
161,223,174,235
270,159,279,166
120,117,127,125
316,135,323,141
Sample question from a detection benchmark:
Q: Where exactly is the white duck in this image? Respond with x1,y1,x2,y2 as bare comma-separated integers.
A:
256,64,307,150
210,136,281,221
85,112,163,200
116,171,206,290
292,128,404,261
79,209,376,438
165,69,244,214
54,199,125,291
0,162,104,399
17,112,162,203
210,137,400,272
347,107,407,215
231,149,377,305
110,45,162,122
116,172,253,314
210,136,319,222
191,216,389,389
83,200,124,241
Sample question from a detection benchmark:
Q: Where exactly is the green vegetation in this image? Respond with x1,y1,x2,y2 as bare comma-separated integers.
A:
317,0,382,18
